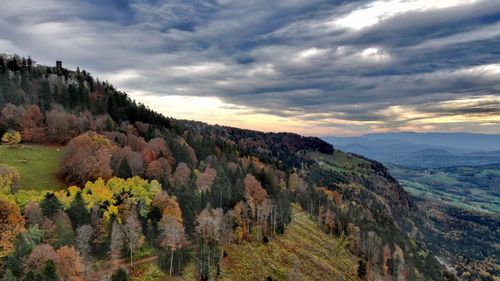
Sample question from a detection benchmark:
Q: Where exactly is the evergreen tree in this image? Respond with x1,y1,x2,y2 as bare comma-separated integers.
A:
0,86,5,107
40,193,63,218
67,192,90,228
6,235,32,277
42,260,59,281
116,157,133,179
358,259,367,279
172,183,200,236
67,83,79,110
111,267,129,281
0,269,16,281
20,71,31,98
38,80,52,113
21,271,36,281
6,226,43,277
209,170,232,210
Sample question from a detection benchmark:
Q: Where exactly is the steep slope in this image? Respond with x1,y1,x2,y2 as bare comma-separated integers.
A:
220,205,360,281
0,54,454,281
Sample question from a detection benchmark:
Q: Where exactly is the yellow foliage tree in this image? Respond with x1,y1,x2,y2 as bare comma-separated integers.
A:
1,130,21,145
54,177,162,221
82,178,116,210
55,186,80,209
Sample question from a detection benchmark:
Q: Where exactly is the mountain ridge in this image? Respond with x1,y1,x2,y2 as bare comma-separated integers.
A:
0,53,457,280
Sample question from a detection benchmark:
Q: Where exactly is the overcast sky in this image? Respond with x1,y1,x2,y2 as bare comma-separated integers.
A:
1,0,499,136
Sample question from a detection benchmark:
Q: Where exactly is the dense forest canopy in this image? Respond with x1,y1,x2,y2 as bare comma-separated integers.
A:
0,54,460,281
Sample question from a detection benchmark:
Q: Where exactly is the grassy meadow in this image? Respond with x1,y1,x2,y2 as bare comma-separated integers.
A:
0,144,65,191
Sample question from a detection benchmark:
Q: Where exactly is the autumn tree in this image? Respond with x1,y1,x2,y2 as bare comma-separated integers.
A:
174,162,191,188
56,246,84,281
195,167,216,192
75,225,94,263
321,208,335,235
18,105,46,143
232,201,249,242
0,164,20,194
0,198,25,258
196,207,223,280
24,202,43,227
244,174,267,205
155,192,184,267
59,132,117,185
22,244,58,274
1,130,21,145
145,158,171,182
158,215,185,275
46,109,81,144
122,210,144,267
142,138,174,166
288,173,299,193
256,198,272,241
0,104,22,129
383,244,392,276
393,245,408,280
110,221,124,267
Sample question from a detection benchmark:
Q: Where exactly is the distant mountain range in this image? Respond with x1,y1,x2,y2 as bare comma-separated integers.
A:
323,132,500,168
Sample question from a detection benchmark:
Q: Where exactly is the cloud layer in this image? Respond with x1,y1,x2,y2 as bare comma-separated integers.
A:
1,0,499,136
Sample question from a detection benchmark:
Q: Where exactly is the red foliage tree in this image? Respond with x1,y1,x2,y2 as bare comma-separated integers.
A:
59,132,117,185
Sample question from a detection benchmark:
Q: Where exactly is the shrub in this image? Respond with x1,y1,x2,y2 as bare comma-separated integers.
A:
1,130,21,145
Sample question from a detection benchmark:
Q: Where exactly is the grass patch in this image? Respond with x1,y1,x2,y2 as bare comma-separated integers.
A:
308,150,370,176
0,144,64,191
219,205,360,281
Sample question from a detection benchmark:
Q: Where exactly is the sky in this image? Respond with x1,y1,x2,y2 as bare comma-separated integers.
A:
0,0,499,136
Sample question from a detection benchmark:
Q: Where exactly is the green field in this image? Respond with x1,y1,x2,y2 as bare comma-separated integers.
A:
388,164,500,214
308,150,371,175
0,144,65,191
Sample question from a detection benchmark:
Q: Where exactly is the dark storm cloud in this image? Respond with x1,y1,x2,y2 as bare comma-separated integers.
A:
0,0,499,135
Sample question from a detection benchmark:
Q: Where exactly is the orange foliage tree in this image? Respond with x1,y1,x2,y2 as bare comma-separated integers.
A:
56,246,85,281
0,197,25,258
59,132,117,185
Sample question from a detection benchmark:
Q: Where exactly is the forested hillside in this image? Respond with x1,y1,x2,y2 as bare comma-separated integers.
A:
0,54,456,281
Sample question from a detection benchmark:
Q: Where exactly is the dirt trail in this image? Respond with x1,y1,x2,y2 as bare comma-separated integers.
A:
86,255,158,280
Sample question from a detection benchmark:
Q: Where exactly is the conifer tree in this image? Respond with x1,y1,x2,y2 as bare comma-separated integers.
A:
111,267,129,281
67,192,90,228
40,193,63,218
116,157,133,179
42,260,59,281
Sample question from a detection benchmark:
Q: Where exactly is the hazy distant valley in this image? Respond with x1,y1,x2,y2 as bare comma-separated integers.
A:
324,132,500,213
325,132,500,280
